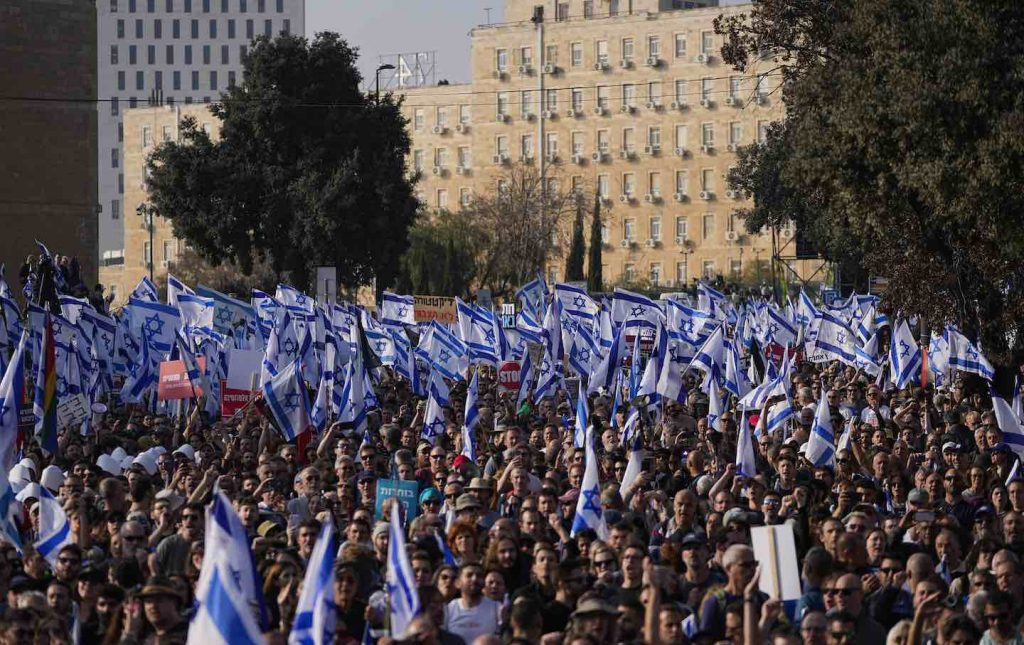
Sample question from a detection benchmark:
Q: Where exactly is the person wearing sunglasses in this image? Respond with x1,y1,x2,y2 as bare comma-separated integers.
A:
825,609,859,645
822,572,887,645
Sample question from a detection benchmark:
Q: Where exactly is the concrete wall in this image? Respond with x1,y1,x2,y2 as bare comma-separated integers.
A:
0,0,98,288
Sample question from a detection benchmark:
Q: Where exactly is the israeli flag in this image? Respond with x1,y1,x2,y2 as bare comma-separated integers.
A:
666,299,714,343
262,310,299,384
196,492,269,629
119,337,155,404
947,327,995,381
310,373,331,434
765,398,794,437
290,520,337,645
571,427,608,539
554,283,599,327
796,289,820,327
707,376,725,432
588,325,625,395
928,332,951,382
263,359,312,441
766,306,797,347
697,282,726,314
724,336,752,399
992,391,1024,460
515,349,534,410
276,284,315,314
619,419,644,493
456,300,499,366
127,298,182,355
0,333,27,471
167,274,195,308
735,408,757,478
812,311,857,366
656,336,690,404
636,326,663,407
420,323,466,382
177,294,215,331
573,380,588,448
381,292,416,328
197,285,256,339
888,319,922,389
541,297,563,362
187,557,264,645
421,370,449,445
687,324,726,385
568,323,601,378
463,369,480,434
805,387,836,467
385,503,421,639
612,288,662,330
34,487,72,569
0,295,22,349
533,345,561,401
516,276,547,320
130,276,159,303
853,333,881,377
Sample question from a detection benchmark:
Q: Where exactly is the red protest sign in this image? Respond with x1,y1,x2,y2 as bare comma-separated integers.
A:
221,380,257,417
497,361,521,393
157,358,206,401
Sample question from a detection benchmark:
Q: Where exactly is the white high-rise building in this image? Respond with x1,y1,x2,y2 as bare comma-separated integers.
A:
96,0,306,262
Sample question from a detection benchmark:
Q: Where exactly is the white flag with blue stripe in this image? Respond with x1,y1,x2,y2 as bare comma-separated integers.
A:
289,520,337,645
187,558,264,645
381,292,416,328
34,487,72,569
735,408,757,478
805,387,836,467
515,349,534,409
947,326,995,381
570,427,608,539
386,503,421,639
992,391,1024,460
166,273,195,308
421,369,450,445
888,319,922,389
573,380,588,448
262,359,312,441
130,276,159,303
612,288,662,331
811,311,857,367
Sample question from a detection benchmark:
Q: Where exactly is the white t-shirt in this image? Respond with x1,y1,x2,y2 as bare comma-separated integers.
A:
444,596,502,643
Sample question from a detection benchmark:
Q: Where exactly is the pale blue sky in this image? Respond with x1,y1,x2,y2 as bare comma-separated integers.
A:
305,0,504,88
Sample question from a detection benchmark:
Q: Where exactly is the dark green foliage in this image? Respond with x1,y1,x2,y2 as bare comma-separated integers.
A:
146,32,417,292
587,190,604,293
565,200,586,282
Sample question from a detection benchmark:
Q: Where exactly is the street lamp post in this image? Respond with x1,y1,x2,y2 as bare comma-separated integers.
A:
375,64,396,104
136,203,158,282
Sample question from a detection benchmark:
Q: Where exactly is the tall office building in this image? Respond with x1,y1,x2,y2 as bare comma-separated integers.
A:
0,0,98,285
96,0,305,265
401,0,821,289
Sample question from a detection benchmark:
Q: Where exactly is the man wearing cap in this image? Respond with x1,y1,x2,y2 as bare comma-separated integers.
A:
356,470,378,508
567,591,620,642
121,576,187,643
679,533,724,609
466,478,499,530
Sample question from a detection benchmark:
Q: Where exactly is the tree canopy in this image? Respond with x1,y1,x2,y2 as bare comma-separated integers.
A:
146,32,417,292
718,0,1024,371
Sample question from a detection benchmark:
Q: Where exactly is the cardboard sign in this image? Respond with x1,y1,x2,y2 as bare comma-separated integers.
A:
221,381,257,417
157,357,207,401
413,295,457,324
751,524,802,607
374,478,420,520
499,303,517,330
57,394,90,429
497,361,522,393
226,348,263,390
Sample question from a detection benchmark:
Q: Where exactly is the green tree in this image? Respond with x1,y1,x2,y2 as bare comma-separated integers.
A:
587,190,604,292
717,0,1024,385
146,32,417,293
565,199,586,282
398,209,480,296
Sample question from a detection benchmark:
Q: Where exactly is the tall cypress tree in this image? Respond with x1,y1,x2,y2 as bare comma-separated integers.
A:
587,191,603,292
565,200,586,281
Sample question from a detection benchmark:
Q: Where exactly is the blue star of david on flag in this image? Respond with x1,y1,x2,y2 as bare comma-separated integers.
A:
283,392,300,411
630,305,646,318
580,487,602,513
0,403,10,425
438,349,451,364
143,314,165,340
282,337,298,358
396,306,408,318
573,296,586,308
215,308,233,326
899,339,910,358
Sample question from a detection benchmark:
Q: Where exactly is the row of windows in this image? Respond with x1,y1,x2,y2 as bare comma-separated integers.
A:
409,77,770,132
109,94,213,115
112,43,247,67
411,123,769,172
111,0,285,14
493,31,725,74
549,0,708,23
616,259,742,288
116,68,236,92
114,17,287,39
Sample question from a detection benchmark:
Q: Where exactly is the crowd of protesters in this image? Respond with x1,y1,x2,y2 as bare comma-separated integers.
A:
1,264,1024,645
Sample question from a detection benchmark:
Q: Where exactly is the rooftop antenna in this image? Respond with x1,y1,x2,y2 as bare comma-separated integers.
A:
484,7,492,24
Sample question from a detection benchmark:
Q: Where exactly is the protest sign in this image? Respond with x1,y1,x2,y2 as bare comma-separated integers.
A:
497,361,521,393
374,478,420,521
57,393,90,429
751,524,802,618
157,357,206,401
413,296,457,324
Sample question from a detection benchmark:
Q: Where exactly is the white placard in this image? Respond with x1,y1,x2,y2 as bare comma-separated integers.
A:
57,394,90,429
750,524,802,601
226,348,264,390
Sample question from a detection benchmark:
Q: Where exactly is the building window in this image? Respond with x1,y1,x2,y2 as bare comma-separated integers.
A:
703,260,715,279
221,44,229,64
758,121,770,144
650,264,662,286
459,188,471,208
674,80,687,105
172,19,180,37
276,0,283,11
172,70,181,90
147,0,154,11
154,19,162,38
129,0,135,11
240,0,246,11
118,173,124,193
192,70,199,90
623,218,635,241
571,43,582,67
545,88,558,111
457,146,470,167
757,74,769,99
621,38,634,63
583,0,594,18
118,122,123,142
648,81,662,105
117,71,126,90
545,44,557,65
412,150,424,172
191,19,199,37
142,126,153,148
597,86,610,110
702,213,715,240
136,70,144,90
597,174,609,198
557,3,569,21
701,78,713,102
143,242,152,267
202,45,210,64
674,34,687,58
117,19,125,38
202,0,209,11
154,70,163,89
282,19,290,34
111,200,120,221
496,48,508,72
650,217,661,241
111,148,119,168
496,136,508,157
240,44,248,60
519,46,532,66
571,131,584,155
675,170,688,196
675,216,688,239
596,40,608,66
246,19,254,38
521,135,533,159
729,76,742,100
210,70,217,90
166,0,173,10
209,18,217,38
675,125,688,149
110,45,119,64
597,129,609,153
649,172,662,197
228,71,236,87
146,44,154,64
129,97,137,108
258,0,265,11
622,128,634,153
227,18,235,38
571,88,583,111
111,0,118,11
184,0,190,11
496,92,508,117
184,45,192,64
701,169,714,192
701,31,714,55
730,122,742,146
623,173,636,197
434,148,448,168
437,189,448,210
520,90,533,117
166,45,174,64
624,264,635,282
731,260,742,276
622,84,636,108
263,19,271,36
413,109,424,130
163,240,176,263
676,262,687,285
648,36,660,58
162,125,172,141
